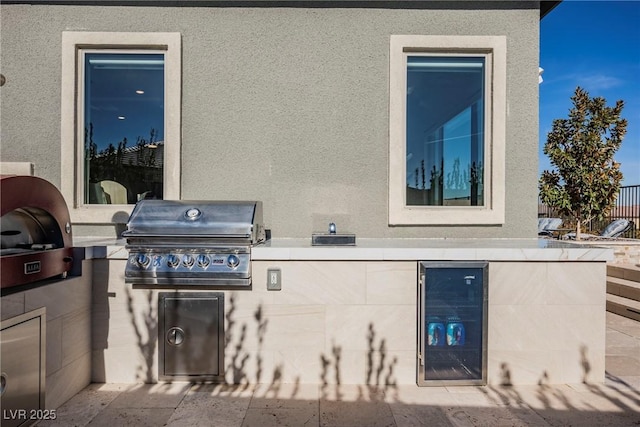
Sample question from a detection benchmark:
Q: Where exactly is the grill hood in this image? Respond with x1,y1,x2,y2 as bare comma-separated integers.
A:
122,200,266,244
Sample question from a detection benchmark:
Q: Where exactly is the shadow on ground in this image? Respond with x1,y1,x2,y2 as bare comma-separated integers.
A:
36,377,640,427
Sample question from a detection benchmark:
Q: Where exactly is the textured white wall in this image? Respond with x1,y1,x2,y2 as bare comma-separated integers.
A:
0,4,540,238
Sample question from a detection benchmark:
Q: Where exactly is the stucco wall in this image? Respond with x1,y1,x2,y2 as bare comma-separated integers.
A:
0,4,540,238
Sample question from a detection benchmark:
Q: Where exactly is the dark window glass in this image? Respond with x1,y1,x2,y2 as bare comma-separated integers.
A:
406,56,485,206
83,53,164,204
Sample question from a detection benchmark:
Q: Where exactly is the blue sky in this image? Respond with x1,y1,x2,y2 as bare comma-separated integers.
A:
540,0,640,186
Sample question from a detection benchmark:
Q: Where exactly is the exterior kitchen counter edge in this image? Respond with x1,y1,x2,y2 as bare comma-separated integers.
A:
73,237,614,262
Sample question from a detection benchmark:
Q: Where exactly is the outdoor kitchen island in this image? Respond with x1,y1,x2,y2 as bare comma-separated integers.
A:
88,238,612,388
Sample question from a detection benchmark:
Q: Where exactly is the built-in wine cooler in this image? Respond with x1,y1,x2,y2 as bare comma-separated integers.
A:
417,261,488,386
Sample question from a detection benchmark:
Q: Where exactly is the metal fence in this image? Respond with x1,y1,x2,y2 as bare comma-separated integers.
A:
538,185,639,239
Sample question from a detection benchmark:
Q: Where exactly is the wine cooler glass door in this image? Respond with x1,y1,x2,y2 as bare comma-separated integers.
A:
418,261,488,386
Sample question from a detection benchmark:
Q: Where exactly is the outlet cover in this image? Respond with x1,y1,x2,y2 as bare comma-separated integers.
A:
267,268,281,291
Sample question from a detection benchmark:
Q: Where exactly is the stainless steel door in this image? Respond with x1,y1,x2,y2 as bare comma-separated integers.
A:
158,292,224,381
1,308,46,427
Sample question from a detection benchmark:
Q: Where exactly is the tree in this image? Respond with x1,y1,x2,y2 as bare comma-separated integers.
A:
539,87,627,240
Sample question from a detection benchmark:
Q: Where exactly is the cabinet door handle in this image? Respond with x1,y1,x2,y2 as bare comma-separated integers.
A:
0,372,7,396
167,327,185,346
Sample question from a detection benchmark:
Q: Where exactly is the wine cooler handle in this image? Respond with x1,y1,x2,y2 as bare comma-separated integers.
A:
418,274,425,366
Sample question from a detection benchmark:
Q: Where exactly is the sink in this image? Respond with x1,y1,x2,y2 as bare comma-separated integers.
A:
311,233,356,246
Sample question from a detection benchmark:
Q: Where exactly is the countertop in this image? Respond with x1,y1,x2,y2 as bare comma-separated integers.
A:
73,237,614,262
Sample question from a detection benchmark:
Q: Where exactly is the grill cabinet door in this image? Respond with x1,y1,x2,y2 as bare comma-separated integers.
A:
0,308,46,427
159,293,224,381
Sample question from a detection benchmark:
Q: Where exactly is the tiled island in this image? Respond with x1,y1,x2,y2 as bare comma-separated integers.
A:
88,238,612,387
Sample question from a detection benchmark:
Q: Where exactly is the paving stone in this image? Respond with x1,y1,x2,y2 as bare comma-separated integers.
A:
443,407,475,427
242,407,319,427
188,383,256,398
605,374,640,391
167,390,250,427
389,403,454,427
606,312,640,337
534,408,640,427
87,408,174,427
250,383,319,408
461,406,548,427
107,383,190,409
36,384,127,427
606,355,640,377
606,329,640,350
320,399,396,427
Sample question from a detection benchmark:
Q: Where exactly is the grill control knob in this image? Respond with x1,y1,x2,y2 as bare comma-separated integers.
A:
185,208,202,220
182,254,195,268
136,254,150,269
167,254,180,268
196,254,210,268
227,254,240,269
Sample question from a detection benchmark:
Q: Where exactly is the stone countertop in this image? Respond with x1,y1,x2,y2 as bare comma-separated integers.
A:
252,238,613,261
73,237,127,260
73,237,614,262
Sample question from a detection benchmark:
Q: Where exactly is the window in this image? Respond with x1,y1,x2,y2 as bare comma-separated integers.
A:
389,36,506,225
61,32,181,223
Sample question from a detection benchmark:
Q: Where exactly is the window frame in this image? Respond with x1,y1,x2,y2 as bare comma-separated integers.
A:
388,35,506,225
61,32,182,224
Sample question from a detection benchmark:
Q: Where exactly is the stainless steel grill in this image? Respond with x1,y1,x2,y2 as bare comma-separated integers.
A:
123,200,266,288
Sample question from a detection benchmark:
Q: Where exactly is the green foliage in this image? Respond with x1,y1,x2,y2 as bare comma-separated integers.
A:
539,87,627,238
